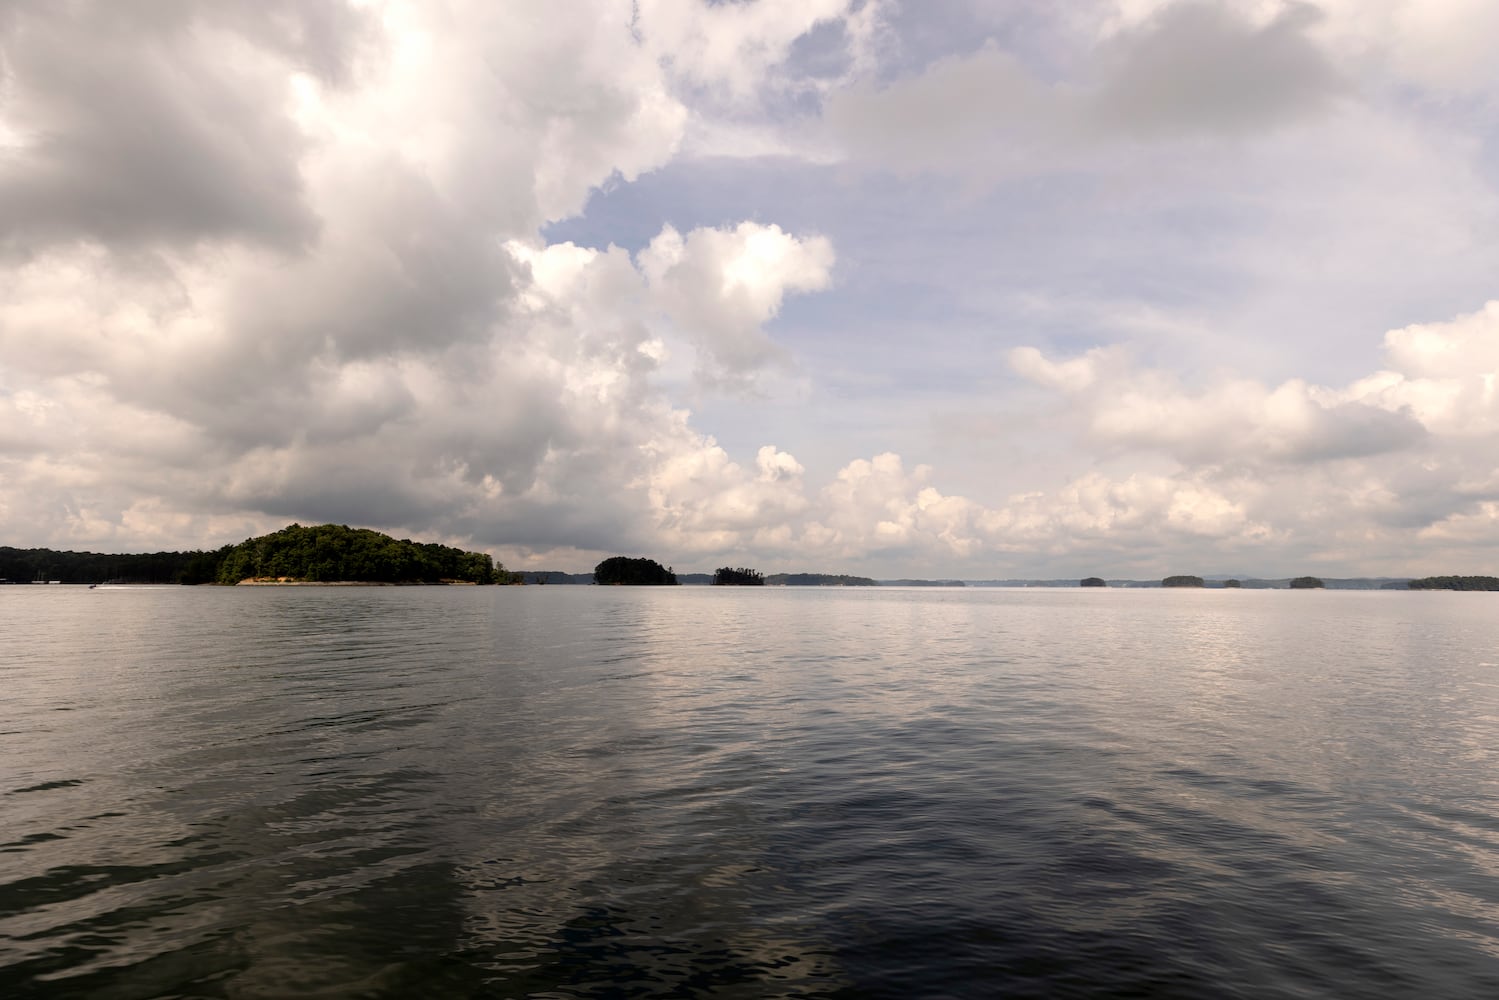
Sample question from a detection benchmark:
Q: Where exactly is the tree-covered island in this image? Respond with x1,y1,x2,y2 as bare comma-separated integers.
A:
713,567,765,586
594,556,678,585
215,524,505,584
1162,575,1205,588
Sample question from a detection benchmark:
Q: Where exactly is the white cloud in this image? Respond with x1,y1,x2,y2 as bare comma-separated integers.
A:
0,1,702,554
1011,345,1430,466
1384,301,1499,380
991,301,1499,574
638,222,834,382
635,0,883,101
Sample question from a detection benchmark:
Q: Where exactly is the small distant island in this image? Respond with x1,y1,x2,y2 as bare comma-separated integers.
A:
1080,577,1107,587
1162,575,1205,588
713,567,764,586
594,556,678,585
1289,576,1325,589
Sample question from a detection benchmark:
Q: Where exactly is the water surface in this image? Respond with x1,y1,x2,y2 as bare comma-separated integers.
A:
3,586,1498,997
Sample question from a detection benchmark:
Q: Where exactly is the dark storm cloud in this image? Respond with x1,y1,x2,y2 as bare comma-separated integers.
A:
825,1,1345,171
0,1,367,255
1272,400,1427,463
1092,3,1345,137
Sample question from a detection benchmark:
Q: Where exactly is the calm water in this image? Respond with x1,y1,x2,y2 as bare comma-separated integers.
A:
2,586,1498,998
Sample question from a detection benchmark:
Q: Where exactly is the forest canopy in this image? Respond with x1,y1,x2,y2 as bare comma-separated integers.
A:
0,546,221,585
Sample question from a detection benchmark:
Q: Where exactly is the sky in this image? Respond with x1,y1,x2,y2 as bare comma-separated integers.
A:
3,0,1499,579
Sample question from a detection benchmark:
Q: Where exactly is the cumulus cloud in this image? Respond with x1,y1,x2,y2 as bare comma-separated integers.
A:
635,0,882,101
0,1,780,556
638,222,835,382
1011,344,1429,465
998,301,1499,573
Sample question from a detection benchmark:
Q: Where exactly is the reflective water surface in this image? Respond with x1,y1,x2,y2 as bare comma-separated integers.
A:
3,586,1498,997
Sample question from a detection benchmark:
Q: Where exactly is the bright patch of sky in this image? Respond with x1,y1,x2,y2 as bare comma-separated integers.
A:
3,0,1499,578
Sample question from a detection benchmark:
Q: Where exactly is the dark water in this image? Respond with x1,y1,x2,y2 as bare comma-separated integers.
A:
3,586,1498,998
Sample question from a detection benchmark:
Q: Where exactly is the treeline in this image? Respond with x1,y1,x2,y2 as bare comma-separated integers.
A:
0,546,220,585
1,524,507,585
215,524,503,584
1408,576,1499,591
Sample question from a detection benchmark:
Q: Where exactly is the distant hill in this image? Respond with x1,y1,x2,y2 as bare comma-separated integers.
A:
514,571,593,585
881,579,966,587
766,573,878,587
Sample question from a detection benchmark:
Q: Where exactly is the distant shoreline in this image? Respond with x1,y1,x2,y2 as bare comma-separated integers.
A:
236,578,478,587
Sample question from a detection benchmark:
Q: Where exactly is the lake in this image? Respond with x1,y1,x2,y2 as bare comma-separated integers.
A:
3,585,1498,998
